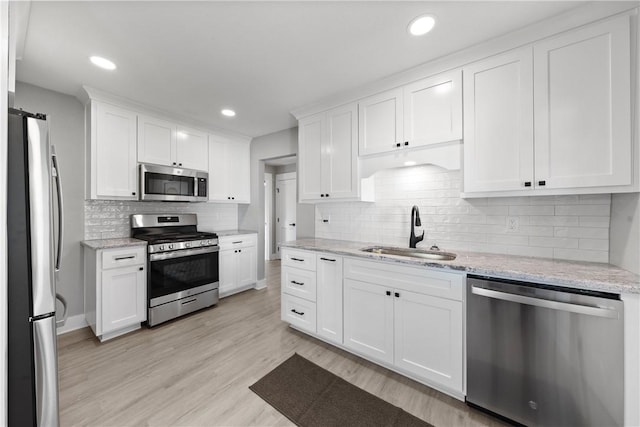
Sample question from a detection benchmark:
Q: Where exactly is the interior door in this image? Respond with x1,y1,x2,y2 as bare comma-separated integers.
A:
275,174,297,258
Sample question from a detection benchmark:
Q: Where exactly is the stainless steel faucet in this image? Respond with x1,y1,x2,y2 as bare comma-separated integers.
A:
409,205,424,248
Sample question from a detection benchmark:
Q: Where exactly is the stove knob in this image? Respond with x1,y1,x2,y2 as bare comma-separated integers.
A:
168,244,174,250
204,240,210,245
200,240,206,246
185,242,191,248
159,245,165,251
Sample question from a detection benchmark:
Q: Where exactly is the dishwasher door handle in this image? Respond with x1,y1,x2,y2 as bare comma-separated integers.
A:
471,286,619,319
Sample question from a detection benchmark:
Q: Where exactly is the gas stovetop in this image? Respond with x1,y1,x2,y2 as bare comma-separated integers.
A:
130,214,218,254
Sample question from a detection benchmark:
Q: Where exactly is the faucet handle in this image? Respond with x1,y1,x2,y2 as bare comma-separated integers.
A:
429,244,439,251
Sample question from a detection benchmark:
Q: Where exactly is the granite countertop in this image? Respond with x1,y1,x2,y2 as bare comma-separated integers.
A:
282,238,640,295
215,229,258,237
81,238,147,250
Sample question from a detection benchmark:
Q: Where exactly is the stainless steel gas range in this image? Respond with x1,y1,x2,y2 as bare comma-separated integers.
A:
131,214,219,326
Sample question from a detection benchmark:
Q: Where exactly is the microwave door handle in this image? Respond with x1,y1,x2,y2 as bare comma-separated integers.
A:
51,147,64,271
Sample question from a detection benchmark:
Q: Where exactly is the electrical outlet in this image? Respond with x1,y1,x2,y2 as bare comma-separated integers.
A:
507,216,519,232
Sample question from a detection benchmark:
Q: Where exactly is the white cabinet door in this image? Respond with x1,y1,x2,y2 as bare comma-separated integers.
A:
298,112,324,201
236,245,257,288
533,15,631,190
394,289,463,393
137,115,175,167
218,248,236,295
227,139,251,203
101,265,145,334
358,88,403,156
208,134,231,201
95,102,138,199
404,70,462,147
316,255,343,344
343,279,394,364
176,127,208,171
325,103,358,200
463,48,534,193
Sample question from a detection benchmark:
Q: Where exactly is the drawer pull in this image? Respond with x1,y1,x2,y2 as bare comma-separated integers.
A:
386,290,391,296
115,255,135,261
291,257,304,262
291,309,304,316
232,241,243,244
291,280,304,286
320,257,336,262
181,298,197,305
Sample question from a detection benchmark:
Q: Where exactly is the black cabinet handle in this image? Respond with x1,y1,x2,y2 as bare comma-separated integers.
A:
404,141,409,146
238,249,241,253
320,194,325,198
232,197,235,200
232,241,243,244
538,180,546,186
291,257,304,262
325,194,329,198
386,290,391,296
132,192,136,196
524,181,532,187
291,309,304,316
228,196,231,200
394,292,400,298
289,223,296,226
396,143,401,148
320,257,336,262
115,255,135,261
139,267,144,271
291,280,304,286
173,162,177,166
179,163,182,167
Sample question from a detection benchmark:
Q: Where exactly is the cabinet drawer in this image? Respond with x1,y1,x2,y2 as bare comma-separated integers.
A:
344,258,464,301
281,294,316,334
282,266,317,302
219,234,257,250
282,248,316,271
101,247,146,270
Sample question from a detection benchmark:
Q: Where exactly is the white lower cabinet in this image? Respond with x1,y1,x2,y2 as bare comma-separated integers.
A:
83,245,147,342
281,250,465,398
218,233,257,297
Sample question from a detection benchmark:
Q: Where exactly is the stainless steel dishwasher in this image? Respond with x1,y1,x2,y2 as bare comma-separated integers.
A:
467,275,623,426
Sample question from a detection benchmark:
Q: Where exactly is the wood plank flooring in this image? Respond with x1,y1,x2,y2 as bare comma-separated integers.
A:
57,260,505,426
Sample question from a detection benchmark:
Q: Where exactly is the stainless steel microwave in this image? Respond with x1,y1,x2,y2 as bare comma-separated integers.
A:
139,163,208,202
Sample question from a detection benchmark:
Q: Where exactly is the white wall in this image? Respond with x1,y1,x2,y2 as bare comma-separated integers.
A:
610,190,640,274
13,82,86,322
239,127,315,280
316,165,612,263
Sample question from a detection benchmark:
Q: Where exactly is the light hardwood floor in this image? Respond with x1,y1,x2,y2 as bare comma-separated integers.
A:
58,260,505,426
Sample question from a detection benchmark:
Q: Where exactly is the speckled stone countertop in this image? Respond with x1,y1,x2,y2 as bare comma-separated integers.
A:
81,238,147,250
282,238,640,295
215,229,258,237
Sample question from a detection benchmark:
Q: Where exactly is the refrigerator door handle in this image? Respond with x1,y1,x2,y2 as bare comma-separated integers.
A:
51,146,64,272
55,293,68,327
33,316,60,427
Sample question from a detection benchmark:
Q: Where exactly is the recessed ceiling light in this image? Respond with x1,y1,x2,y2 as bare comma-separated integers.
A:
221,109,236,117
89,55,117,70
408,15,436,36
404,161,417,166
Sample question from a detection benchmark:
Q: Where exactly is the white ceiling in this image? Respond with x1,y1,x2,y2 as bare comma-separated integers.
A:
17,1,593,138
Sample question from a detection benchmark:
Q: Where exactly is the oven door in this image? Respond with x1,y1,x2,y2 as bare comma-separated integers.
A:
148,246,219,306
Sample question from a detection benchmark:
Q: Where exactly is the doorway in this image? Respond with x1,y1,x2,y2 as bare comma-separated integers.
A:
263,155,297,260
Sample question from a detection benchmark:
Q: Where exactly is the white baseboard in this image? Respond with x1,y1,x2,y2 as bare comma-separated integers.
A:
56,314,87,335
255,279,267,290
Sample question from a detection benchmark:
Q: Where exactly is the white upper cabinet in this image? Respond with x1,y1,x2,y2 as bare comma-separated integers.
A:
137,115,175,167
208,134,250,203
90,101,138,200
533,15,631,190
299,103,369,202
463,48,534,193
463,15,633,196
358,69,463,157
175,127,208,171
358,88,403,156
403,70,463,148
138,115,208,171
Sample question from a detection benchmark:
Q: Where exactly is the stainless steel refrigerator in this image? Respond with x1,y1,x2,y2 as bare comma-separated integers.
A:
8,108,65,426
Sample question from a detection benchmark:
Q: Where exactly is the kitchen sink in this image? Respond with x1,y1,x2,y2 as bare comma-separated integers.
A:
361,246,457,261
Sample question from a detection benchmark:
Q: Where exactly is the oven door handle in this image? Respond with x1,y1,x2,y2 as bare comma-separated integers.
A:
149,246,219,261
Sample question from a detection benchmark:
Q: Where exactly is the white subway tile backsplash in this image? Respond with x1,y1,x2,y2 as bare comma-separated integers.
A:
315,165,611,263
84,200,238,240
